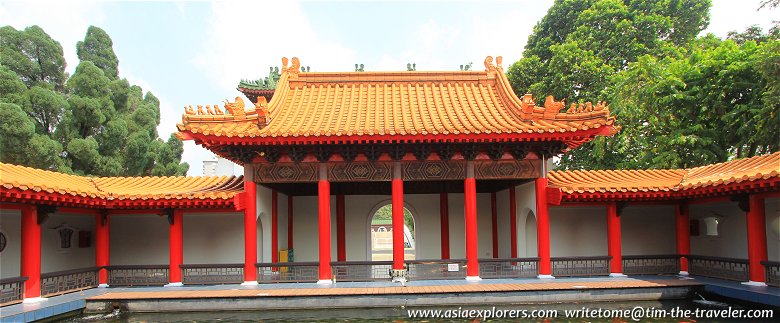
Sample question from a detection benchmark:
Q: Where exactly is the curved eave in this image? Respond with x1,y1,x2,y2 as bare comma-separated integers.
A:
557,177,780,203
182,125,614,147
0,188,238,210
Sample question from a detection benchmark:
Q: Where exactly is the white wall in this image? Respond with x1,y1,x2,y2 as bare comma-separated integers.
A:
183,212,243,264
41,212,95,273
620,205,676,255
549,206,608,257
0,210,21,278
110,214,169,265
289,191,496,262
689,202,747,259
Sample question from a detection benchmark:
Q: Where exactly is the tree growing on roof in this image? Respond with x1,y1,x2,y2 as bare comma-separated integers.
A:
0,25,189,176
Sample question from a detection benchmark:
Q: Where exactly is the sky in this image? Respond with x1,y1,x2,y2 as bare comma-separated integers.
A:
0,0,777,176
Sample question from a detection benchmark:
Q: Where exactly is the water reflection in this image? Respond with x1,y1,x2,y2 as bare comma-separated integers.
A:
58,299,776,323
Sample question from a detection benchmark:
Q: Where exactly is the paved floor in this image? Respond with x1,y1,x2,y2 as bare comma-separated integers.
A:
89,277,699,300
4,275,775,323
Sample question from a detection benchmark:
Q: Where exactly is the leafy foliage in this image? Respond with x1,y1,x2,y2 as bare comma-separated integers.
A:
509,0,778,169
0,25,188,176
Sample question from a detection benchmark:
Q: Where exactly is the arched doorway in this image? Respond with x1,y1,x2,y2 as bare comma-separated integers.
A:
523,210,538,257
369,204,416,261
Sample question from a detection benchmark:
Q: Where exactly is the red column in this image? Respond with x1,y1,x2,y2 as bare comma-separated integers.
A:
675,203,690,274
95,213,110,286
317,163,332,283
606,202,624,276
392,162,405,271
491,192,498,258
464,161,480,279
168,209,184,285
509,187,517,259
336,194,346,261
271,190,279,264
21,205,41,300
746,195,768,284
288,196,294,251
440,193,450,259
535,178,552,278
243,181,258,283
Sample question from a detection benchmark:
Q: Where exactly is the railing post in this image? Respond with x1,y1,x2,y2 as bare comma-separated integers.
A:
745,194,768,286
317,163,333,284
464,160,481,280
21,205,43,302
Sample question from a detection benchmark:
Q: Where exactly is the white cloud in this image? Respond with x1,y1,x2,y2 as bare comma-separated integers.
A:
192,0,356,91
707,0,778,37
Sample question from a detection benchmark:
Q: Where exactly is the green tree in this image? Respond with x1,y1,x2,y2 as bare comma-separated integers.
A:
76,26,119,79
601,34,778,169
0,25,68,90
1,24,189,176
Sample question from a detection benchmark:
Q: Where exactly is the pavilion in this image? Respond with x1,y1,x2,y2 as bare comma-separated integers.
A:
0,56,777,306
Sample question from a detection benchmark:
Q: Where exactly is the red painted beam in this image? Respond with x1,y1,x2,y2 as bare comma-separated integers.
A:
606,202,622,275
317,164,332,282
287,196,294,251
490,192,498,258
535,178,552,277
271,190,279,264
392,164,405,270
336,194,346,262
168,209,184,284
21,205,41,299
464,161,479,278
675,203,690,273
439,193,450,260
746,195,768,284
509,187,517,259
243,182,258,283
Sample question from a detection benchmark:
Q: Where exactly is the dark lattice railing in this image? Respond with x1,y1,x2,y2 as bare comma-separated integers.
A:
551,256,611,277
687,255,749,282
257,262,319,283
0,277,27,307
41,267,99,297
181,264,244,285
478,258,539,278
622,255,680,275
107,265,169,286
406,259,467,280
761,261,779,287
331,261,392,282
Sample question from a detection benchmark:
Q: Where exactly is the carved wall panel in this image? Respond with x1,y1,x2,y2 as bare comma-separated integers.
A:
402,160,465,181
329,162,392,182
253,163,318,183
252,159,541,183
474,160,540,180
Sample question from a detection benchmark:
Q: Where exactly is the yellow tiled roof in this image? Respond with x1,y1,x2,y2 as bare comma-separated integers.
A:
0,163,243,204
176,56,617,144
548,152,780,195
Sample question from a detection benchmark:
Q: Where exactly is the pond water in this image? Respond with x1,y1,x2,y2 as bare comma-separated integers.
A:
55,297,776,323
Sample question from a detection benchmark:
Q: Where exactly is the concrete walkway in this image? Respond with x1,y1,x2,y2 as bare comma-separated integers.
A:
2,275,774,322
